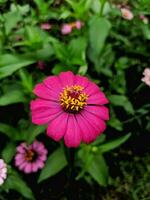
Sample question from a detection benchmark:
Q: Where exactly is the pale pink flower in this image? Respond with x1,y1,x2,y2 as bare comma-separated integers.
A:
30,71,109,148
121,8,134,20
139,15,149,24
0,159,7,186
141,68,150,86
15,141,48,174
75,20,83,30
61,24,72,35
40,23,52,30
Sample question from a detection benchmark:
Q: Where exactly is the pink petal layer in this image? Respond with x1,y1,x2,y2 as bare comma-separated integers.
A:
84,82,100,95
47,112,69,141
58,71,75,87
24,163,32,174
81,110,106,134
85,106,109,120
43,76,62,92
30,98,59,110
87,92,109,105
76,114,99,143
64,114,81,147
33,83,59,101
74,75,89,88
31,99,62,125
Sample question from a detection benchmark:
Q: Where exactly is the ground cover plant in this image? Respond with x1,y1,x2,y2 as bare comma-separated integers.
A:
0,0,150,199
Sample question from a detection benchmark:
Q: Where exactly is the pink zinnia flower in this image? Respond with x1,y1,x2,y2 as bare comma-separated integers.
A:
0,159,7,186
141,68,150,86
15,141,48,174
121,8,134,20
31,71,109,148
61,24,72,35
40,23,52,30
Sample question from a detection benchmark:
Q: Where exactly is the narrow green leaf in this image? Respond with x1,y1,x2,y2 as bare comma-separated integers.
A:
4,170,35,200
27,125,46,143
0,54,35,79
38,147,67,182
87,154,109,186
109,95,134,114
0,123,17,139
2,143,16,163
0,90,24,106
98,133,131,153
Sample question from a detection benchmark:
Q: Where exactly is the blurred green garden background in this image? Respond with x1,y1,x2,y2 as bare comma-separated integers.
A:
0,0,150,199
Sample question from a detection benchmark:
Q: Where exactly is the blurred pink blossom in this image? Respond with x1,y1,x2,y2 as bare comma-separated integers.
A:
61,24,72,35
141,68,150,86
121,8,134,20
15,141,48,174
37,61,45,70
40,23,52,30
75,20,83,30
139,15,149,24
0,159,7,186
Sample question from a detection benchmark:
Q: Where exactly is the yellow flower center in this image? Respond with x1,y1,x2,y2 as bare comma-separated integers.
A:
60,85,88,113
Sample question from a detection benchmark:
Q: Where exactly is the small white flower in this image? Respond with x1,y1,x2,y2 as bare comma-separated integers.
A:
141,68,150,86
0,159,7,186
121,8,134,20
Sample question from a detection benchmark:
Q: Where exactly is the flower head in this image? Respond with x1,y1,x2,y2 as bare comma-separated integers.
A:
121,8,134,20
61,24,72,35
0,159,7,186
141,68,150,86
31,71,109,148
40,23,52,30
15,141,48,174
75,20,83,30
139,15,149,24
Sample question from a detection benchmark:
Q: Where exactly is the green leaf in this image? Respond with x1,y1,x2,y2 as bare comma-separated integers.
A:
109,95,134,114
87,154,109,186
108,117,123,131
1,143,16,163
98,133,131,153
4,170,35,200
88,16,111,57
0,54,35,79
27,125,46,143
3,10,21,35
0,123,17,139
0,90,24,105
38,147,67,182
68,37,87,65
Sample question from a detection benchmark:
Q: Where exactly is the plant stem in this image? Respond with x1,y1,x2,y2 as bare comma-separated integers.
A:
66,148,76,200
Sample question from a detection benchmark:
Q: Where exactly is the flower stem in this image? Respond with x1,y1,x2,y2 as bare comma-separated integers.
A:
66,148,76,199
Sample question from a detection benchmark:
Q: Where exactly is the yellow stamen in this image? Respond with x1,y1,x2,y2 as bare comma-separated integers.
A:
60,85,88,113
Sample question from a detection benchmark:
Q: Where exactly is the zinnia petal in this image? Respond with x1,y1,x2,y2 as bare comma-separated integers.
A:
64,114,81,147
76,114,99,143
47,112,69,141
87,92,109,105
85,106,109,120
33,83,59,101
44,76,62,91
81,110,106,134
59,71,75,86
